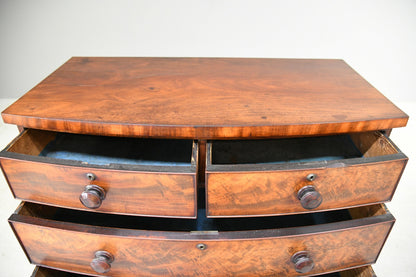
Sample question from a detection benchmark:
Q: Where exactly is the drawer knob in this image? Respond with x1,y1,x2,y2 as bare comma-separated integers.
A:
80,185,106,209
91,250,114,274
297,185,322,209
291,251,314,274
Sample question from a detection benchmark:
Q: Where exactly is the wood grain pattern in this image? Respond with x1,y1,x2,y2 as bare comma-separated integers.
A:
11,203,393,277
7,129,56,156
349,204,388,219
2,57,408,139
206,132,407,217
206,159,406,217
0,158,196,218
31,265,377,276
350,131,398,157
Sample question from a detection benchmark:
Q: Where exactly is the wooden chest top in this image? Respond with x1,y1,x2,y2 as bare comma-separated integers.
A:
2,57,408,139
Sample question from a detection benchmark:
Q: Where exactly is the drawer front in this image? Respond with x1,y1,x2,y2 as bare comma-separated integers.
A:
207,159,406,217
0,129,197,218
11,203,393,277
31,266,377,276
1,159,196,217
206,132,407,217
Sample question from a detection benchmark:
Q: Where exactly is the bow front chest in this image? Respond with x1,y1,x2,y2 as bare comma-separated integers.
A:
0,57,408,276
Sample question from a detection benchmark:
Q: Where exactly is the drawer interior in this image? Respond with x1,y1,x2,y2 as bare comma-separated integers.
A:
320,266,376,277
209,131,398,165
6,129,195,166
16,201,387,232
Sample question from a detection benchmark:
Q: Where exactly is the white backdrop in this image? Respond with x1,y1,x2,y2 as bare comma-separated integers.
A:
0,0,415,102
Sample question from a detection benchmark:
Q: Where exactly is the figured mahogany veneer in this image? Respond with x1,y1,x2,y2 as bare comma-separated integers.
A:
0,58,408,276
0,129,198,218
1,57,408,139
206,131,407,217
11,202,392,277
30,265,377,277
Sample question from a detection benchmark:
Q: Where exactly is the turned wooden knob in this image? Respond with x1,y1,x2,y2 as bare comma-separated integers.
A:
80,185,106,209
90,250,114,274
291,251,314,274
297,185,322,209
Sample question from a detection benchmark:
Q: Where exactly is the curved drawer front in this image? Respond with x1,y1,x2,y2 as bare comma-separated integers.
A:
0,129,197,218
31,265,377,277
206,132,407,217
11,202,393,277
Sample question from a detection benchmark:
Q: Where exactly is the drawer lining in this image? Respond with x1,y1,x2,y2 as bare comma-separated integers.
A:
210,134,363,165
38,132,193,166
206,131,406,172
1,129,198,173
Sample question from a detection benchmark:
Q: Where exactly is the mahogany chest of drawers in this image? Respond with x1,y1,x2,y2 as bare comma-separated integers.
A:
0,57,408,276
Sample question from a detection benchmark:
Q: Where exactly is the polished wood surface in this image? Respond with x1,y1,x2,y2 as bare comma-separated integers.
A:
0,58,407,276
0,129,198,218
206,132,407,217
0,159,197,218
30,265,377,276
6,128,56,156
2,57,408,139
11,203,393,277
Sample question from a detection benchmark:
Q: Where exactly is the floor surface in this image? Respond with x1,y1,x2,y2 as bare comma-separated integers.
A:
0,98,414,277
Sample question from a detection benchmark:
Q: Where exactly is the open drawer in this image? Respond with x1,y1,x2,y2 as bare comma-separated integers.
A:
11,202,393,276
0,129,198,218
31,265,377,276
206,131,407,217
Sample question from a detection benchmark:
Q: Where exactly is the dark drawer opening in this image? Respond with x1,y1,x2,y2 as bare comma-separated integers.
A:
209,132,398,165
16,202,386,233
6,129,194,166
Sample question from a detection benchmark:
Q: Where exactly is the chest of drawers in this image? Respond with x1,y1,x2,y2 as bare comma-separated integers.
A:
0,57,408,276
